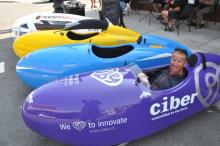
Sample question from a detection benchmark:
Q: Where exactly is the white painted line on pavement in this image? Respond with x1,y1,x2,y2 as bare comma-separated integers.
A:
0,62,5,74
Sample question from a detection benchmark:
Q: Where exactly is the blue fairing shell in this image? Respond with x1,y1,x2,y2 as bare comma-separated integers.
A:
16,34,192,88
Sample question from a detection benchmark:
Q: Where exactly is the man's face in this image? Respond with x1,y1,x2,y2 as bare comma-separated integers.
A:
170,51,187,75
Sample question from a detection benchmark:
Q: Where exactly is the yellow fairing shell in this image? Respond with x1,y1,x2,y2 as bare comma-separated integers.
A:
13,25,140,57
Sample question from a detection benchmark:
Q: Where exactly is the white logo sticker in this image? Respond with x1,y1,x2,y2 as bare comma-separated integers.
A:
91,69,123,86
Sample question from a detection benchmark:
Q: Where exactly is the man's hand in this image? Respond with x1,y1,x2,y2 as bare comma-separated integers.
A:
137,73,151,87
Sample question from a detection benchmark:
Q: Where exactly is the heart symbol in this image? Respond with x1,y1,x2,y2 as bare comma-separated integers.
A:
72,121,86,131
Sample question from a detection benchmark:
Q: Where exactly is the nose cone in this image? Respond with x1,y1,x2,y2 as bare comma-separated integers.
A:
21,80,92,145
13,31,47,57
16,51,61,88
13,30,65,58
13,35,31,58
16,44,90,88
21,88,78,145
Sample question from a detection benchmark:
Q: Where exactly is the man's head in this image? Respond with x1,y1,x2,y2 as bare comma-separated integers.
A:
170,48,188,75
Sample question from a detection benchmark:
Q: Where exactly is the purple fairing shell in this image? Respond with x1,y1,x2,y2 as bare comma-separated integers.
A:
21,52,220,146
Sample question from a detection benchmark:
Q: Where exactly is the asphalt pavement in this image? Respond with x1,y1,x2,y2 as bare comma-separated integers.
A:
0,0,219,146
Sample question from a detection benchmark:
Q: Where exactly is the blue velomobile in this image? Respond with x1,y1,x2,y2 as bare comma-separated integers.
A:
16,34,192,88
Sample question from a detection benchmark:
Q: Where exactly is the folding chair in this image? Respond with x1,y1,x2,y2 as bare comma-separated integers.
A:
137,0,157,25
174,3,195,36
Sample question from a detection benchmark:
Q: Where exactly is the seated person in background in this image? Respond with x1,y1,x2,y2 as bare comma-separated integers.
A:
153,0,168,19
53,0,64,13
143,48,188,90
161,0,187,31
194,0,215,28
91,0,102,8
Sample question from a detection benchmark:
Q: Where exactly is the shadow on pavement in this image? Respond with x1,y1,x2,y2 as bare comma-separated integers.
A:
0,1,18,3
32,1,52,4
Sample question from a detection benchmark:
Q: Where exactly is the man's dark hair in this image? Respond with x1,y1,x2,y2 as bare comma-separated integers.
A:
173,48,188,60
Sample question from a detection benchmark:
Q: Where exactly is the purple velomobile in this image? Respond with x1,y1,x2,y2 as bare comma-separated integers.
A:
21,52,220,146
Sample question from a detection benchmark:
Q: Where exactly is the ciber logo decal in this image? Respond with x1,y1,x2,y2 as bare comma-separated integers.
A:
91,69,123,86
150,93,197,120
194,62,220,107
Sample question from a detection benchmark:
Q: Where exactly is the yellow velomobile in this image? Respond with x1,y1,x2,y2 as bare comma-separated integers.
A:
13,19,140,58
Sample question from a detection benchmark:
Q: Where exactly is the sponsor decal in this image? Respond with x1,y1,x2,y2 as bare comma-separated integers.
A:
194,62,220,107
26,91,35,104
149,93,197,120
35,15,83,21
91,69,123,86
115,40,126,43
58,117,128,133
139,91,151,99
64,74,80,86
88,29,102,32
62,63,77,68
